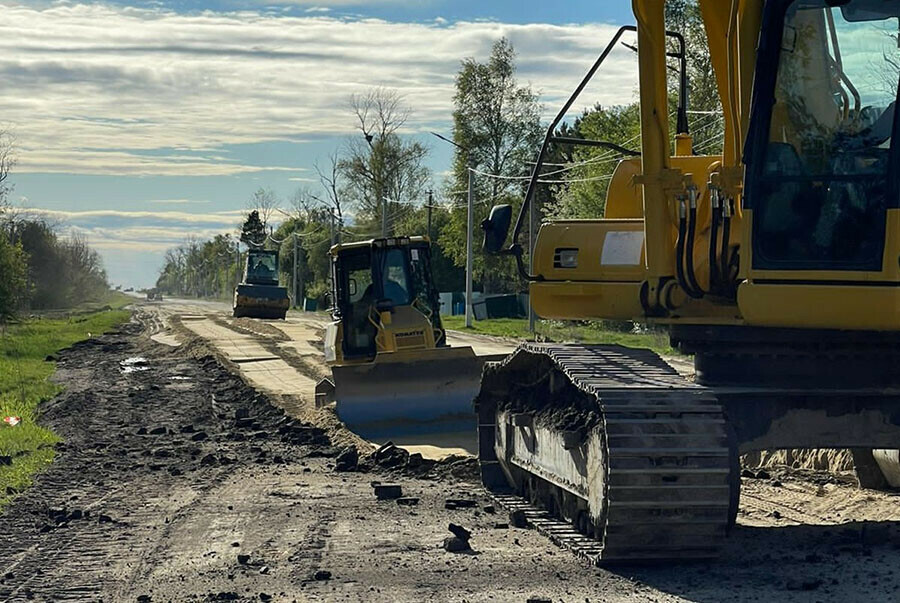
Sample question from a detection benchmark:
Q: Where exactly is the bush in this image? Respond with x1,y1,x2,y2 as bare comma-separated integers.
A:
0,234,29,320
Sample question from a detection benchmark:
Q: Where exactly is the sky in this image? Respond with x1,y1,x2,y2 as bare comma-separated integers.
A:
1,0,641,288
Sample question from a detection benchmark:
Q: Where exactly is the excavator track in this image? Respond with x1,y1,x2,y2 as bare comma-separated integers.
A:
476,343,737,563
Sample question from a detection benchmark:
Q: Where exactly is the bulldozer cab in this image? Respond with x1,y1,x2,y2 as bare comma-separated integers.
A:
331,237,444,361
244,249,279,285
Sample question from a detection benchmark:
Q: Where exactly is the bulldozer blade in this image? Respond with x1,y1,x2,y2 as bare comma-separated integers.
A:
329,347,503,439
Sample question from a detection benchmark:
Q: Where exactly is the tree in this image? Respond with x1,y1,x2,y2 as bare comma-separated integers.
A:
441,37,543,293
240,210,267,248
0,128,15,211
0,235,28,320
338,87,430,234
314,152,345,243
247,188,279,229
665,0,724,154
546,103,642,220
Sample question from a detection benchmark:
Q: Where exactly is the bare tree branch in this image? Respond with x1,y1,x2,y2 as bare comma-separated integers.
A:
247,187,279,228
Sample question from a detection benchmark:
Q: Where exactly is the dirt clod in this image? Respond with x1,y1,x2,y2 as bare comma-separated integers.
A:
334,446,359,472
313,570,332,581
509,509,529,528
448,523,471,542
374,484,403,500
442,536,470,553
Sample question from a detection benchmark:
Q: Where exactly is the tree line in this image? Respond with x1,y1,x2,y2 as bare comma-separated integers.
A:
156,2,722,305
0,136,111,320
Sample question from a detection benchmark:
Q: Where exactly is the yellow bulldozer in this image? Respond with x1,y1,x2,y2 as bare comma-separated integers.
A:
475,0,900,562
315,236,493,441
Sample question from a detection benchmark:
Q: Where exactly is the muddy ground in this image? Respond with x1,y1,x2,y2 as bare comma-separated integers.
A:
3,310,900,602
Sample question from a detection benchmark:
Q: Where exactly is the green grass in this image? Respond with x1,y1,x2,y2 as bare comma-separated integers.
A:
0,305,131,508
441,316,678,357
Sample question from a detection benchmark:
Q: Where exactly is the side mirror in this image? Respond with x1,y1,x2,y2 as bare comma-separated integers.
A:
482,204,512,255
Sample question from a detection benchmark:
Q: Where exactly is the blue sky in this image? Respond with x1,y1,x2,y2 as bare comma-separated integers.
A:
1,0,638,287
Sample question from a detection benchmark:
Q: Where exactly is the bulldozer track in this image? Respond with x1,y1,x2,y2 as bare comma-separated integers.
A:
480,343,735,562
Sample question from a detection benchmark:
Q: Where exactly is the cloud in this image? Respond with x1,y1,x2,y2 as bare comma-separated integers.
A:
0,4,639,177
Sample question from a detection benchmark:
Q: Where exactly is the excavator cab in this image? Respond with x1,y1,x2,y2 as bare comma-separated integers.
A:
317,236,490,440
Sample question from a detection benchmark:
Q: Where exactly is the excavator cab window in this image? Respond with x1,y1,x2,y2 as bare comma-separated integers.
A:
747,1,899,271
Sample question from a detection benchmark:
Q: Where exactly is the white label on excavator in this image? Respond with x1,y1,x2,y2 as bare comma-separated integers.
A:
601,231,644,265
411,249,419,261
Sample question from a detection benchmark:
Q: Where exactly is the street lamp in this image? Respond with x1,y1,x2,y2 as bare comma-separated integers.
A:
430,131,475,328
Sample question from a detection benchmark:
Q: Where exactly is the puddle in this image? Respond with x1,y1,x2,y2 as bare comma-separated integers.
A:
120,356,151,373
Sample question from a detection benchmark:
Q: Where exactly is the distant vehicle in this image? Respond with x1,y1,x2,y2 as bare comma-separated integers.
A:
233,249,289,319
146,289,163,301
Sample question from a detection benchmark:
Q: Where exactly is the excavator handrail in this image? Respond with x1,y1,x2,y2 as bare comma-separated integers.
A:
502,25,689,281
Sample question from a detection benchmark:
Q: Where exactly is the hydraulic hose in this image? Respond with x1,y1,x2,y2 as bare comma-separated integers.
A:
675,201,703,300
684,191,705,298
708,190,721,294
720,199,733,295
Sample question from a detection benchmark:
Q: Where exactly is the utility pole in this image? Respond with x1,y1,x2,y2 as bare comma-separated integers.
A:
427,190,433,242
235,246,241,289
330,211,335,246
382,197,388,238
428,131,475,328
292,233,299,309
465,161,475,328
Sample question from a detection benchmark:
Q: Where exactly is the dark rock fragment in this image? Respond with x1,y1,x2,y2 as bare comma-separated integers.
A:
191,431,208,441
314,570,332,581
374,484,403,500
445,498,476,509
509,509,529,528
448,523,471,541
200,454,217,466
334,447,359,472
396,497,419,506
372,442,408,468
442,536,470,553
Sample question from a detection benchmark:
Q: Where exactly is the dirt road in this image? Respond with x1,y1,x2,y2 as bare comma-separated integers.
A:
3,301,900,602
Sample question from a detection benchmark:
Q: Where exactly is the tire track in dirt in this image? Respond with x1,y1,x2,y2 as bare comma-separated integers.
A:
0,321,338,602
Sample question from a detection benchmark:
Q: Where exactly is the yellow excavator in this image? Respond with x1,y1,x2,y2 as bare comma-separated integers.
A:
476,0,900,562
315,236,494,440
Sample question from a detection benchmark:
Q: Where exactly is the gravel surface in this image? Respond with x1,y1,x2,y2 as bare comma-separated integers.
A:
4,310,900,602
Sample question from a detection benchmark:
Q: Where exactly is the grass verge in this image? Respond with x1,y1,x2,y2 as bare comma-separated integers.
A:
0,303,131,508
441,316,678,357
